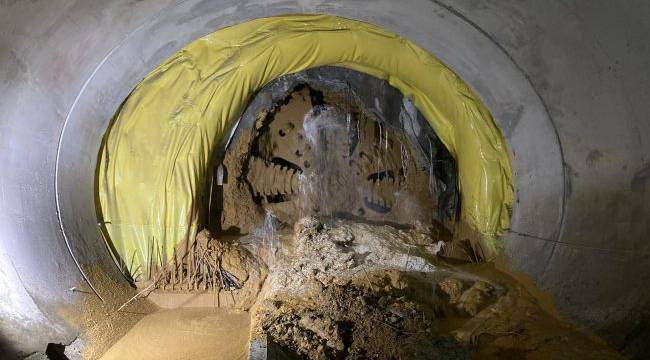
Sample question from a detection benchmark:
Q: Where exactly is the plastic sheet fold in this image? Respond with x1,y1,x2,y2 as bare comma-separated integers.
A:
98,14,513,280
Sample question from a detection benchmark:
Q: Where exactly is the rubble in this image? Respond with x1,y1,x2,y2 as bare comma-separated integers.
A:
245,218,624,359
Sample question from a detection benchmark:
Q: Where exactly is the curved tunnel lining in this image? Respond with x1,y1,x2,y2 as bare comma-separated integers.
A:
97,14,514,280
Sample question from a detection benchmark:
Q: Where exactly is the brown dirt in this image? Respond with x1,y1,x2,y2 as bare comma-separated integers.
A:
218,85,439,233
254,281,467,359
99,308,251,360
64,265,158,359
248,217,624,360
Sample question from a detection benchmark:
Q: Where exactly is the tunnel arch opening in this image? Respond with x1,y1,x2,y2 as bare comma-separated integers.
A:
95,14,514,285
210,67,461,233
81,16,530,357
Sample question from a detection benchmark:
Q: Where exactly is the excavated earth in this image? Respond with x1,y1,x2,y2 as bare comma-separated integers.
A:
246,217,624,360
91,216,625,360
92,83,623,359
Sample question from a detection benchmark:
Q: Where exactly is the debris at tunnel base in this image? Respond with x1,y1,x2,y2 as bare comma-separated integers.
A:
243,217,624,359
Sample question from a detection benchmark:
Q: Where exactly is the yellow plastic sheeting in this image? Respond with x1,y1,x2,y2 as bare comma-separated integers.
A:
98,14,513,280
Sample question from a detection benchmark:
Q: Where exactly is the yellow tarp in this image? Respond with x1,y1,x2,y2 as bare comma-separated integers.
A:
98,14,513,280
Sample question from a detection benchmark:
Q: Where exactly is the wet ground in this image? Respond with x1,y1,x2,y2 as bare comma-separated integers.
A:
99,308,251,360
247,218,624,360
94,218,623,359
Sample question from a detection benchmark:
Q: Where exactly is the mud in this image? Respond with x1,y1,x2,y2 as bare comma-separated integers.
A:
248,217,623,359
217,85,452,234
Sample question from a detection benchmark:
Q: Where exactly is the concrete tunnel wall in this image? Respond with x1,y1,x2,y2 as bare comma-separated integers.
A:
0,0,648,356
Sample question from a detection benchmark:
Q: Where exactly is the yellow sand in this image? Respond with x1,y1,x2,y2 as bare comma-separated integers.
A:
99,308,251,360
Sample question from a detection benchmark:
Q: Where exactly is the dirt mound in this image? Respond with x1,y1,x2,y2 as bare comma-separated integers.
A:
248,217,623,359
255,282,468,359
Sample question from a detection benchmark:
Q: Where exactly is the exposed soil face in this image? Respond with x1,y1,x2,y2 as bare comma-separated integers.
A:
247,217,624,360
218,85,453,234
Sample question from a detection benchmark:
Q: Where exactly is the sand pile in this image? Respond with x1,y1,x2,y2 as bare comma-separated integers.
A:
254,281,468,359
248,217,623,359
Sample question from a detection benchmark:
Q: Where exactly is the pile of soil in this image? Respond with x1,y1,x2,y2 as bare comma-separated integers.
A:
254,281,467,359
249,217,623,359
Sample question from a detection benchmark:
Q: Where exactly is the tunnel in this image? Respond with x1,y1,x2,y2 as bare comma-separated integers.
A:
1,1,649,359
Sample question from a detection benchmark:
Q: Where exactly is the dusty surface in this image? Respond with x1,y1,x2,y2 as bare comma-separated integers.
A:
99,308,251,360
249,217,624,359
65,266,158,359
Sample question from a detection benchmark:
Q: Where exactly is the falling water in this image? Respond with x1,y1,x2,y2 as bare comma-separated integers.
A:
400,140,409,182
296,171,317,219
428,137,435,196
376,122,382,176
346,112,351,150
250,209,279,269
301,106,353,220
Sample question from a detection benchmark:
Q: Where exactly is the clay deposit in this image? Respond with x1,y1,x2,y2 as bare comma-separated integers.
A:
247,217,623,359
218,85,447,234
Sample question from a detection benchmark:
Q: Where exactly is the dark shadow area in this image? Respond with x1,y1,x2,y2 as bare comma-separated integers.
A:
45,343,68,360
0,336,20,360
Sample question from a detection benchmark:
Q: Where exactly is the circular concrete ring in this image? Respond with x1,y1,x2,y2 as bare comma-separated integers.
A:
2,0,564,353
